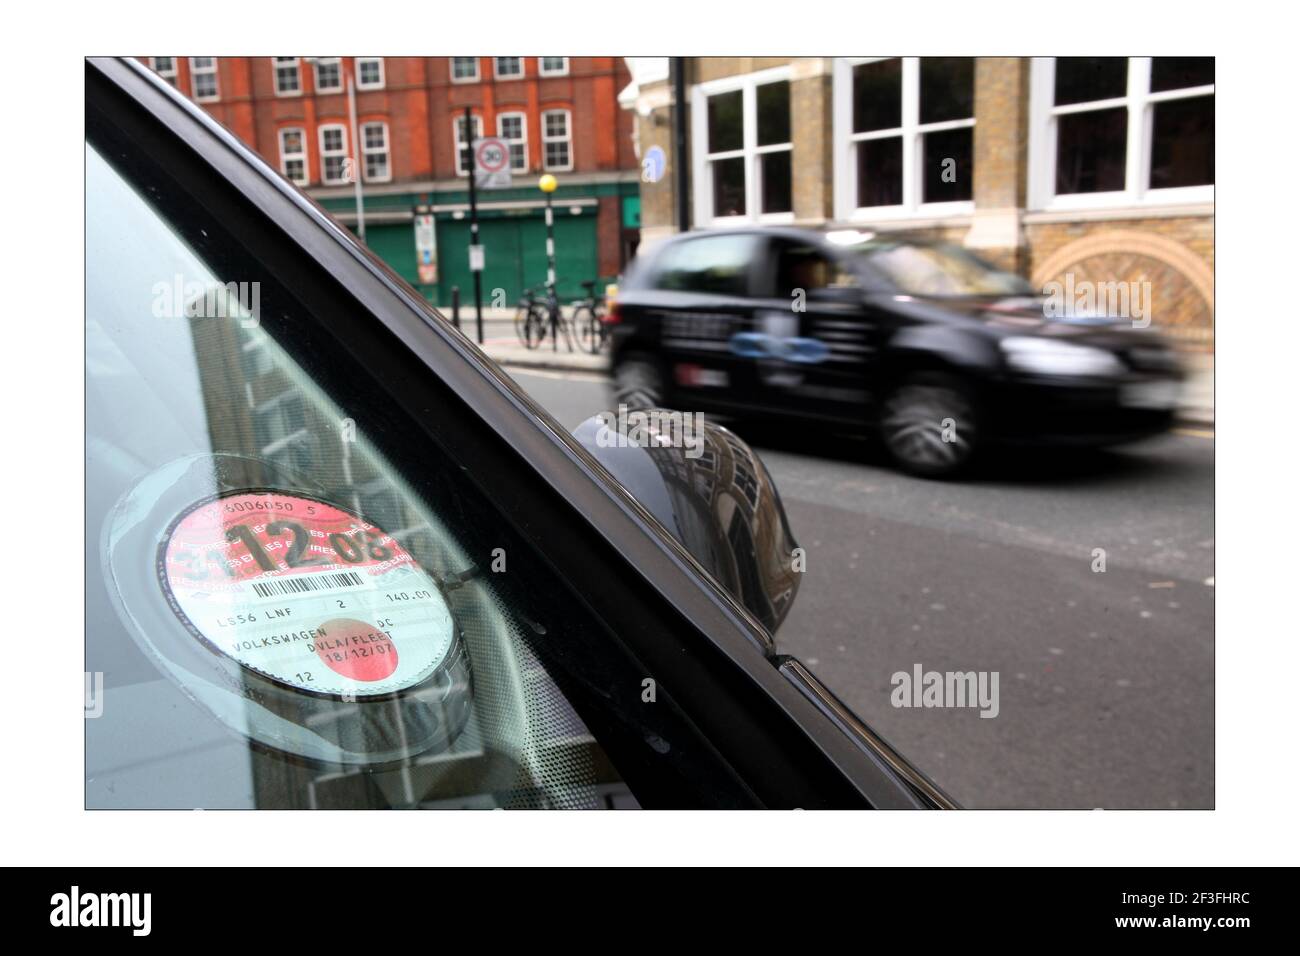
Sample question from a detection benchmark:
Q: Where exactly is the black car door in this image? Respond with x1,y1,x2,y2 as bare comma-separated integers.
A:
748,235,879,425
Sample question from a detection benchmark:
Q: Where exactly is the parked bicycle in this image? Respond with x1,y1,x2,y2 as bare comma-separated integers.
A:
513,283,546,346
516,279,610,352
573,280,608,355
523,282,574,351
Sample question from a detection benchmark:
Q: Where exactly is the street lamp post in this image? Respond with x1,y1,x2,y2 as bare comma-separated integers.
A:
538,174,558,351
347,67,365,243
304,57,365,242
464,107,484,344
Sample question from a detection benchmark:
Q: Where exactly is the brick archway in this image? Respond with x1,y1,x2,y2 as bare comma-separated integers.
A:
1031,230,1214,346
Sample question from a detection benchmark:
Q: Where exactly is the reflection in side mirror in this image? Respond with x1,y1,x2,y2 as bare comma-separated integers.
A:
573,411,801,635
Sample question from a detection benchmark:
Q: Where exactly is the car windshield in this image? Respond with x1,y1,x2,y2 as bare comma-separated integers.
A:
848,240,1033,296
85,121,752,808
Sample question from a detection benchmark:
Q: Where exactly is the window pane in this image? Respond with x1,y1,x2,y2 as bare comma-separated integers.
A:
316,60,340,87
359,59,381,85
852,59,902,133
282,130,302,153
365,154,388,179
1054,57,1127,105
855,136,903,207
922,126,972,203
757,81,790,146
85,141,644,808
544,112,568,137
707,90,743,153
1150,95,1213,189
773,241,853,294
545,142,570,168
1055,106,1127,193
655,234,758,296
711,156,746,216
1151,57,1213,93
919,57,974,124
760,151,792,213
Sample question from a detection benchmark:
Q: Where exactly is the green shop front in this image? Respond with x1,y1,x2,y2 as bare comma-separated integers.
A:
316,177,639,307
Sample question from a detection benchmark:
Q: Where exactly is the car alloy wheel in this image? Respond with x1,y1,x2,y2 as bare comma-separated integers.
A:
881,377,978,478
614,357,664,410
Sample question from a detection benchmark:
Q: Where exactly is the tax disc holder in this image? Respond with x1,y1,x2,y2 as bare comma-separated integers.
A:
103,453,472,766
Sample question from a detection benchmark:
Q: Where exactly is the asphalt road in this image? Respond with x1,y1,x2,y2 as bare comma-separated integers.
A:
510,368,1214,809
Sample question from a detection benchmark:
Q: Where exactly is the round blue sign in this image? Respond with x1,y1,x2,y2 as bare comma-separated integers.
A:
642,145,666,184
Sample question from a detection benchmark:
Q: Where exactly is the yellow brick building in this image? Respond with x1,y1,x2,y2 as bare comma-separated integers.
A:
622,57,1213,350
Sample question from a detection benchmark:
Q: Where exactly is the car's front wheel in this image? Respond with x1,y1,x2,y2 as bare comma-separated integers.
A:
880,375,979,478
613,356,664,410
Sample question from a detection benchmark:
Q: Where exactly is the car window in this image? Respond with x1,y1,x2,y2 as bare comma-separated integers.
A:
848,240,1032,296
769,239,858,297
86,113,791,809
653,234,758,296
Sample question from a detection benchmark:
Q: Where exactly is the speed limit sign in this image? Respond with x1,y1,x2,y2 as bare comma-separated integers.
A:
473,137,512,189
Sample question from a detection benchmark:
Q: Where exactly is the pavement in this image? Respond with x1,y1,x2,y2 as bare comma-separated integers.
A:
509,369,1214,809
448,308,1215,425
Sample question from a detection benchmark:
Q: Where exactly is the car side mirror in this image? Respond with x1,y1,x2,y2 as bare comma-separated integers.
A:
573,411,801,634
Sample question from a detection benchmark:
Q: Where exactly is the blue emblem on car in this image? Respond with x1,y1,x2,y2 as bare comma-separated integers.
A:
729,332,830,363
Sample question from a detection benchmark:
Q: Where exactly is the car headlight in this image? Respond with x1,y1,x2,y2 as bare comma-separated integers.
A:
1000,336,1124,377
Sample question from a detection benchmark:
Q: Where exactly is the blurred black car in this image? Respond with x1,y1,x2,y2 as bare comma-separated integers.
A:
609,228,1184,477
85,58,952,809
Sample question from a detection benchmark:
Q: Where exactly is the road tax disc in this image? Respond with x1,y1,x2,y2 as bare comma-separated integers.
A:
159,489,457,700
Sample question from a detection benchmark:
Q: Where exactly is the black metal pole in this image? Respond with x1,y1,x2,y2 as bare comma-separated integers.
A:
451,285,460,331
545,190,557,352
671,57,689,233
463,106,484,344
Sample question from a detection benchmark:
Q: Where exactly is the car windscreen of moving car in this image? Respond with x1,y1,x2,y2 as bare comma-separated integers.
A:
844,238,1034,297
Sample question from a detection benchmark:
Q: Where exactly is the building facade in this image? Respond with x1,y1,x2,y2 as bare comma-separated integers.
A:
142,56,641,304
623,57,1214,349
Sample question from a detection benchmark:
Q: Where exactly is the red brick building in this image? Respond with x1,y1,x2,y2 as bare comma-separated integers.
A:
141,56,641,303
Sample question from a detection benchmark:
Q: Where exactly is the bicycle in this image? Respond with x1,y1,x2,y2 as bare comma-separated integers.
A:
513,283,546,346
572,280,608,355
523,282,576,351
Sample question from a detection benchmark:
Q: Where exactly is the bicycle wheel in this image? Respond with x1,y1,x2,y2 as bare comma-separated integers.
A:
591,305,609,351
573,306,599,354
523,304,550,349
513,299,533,345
